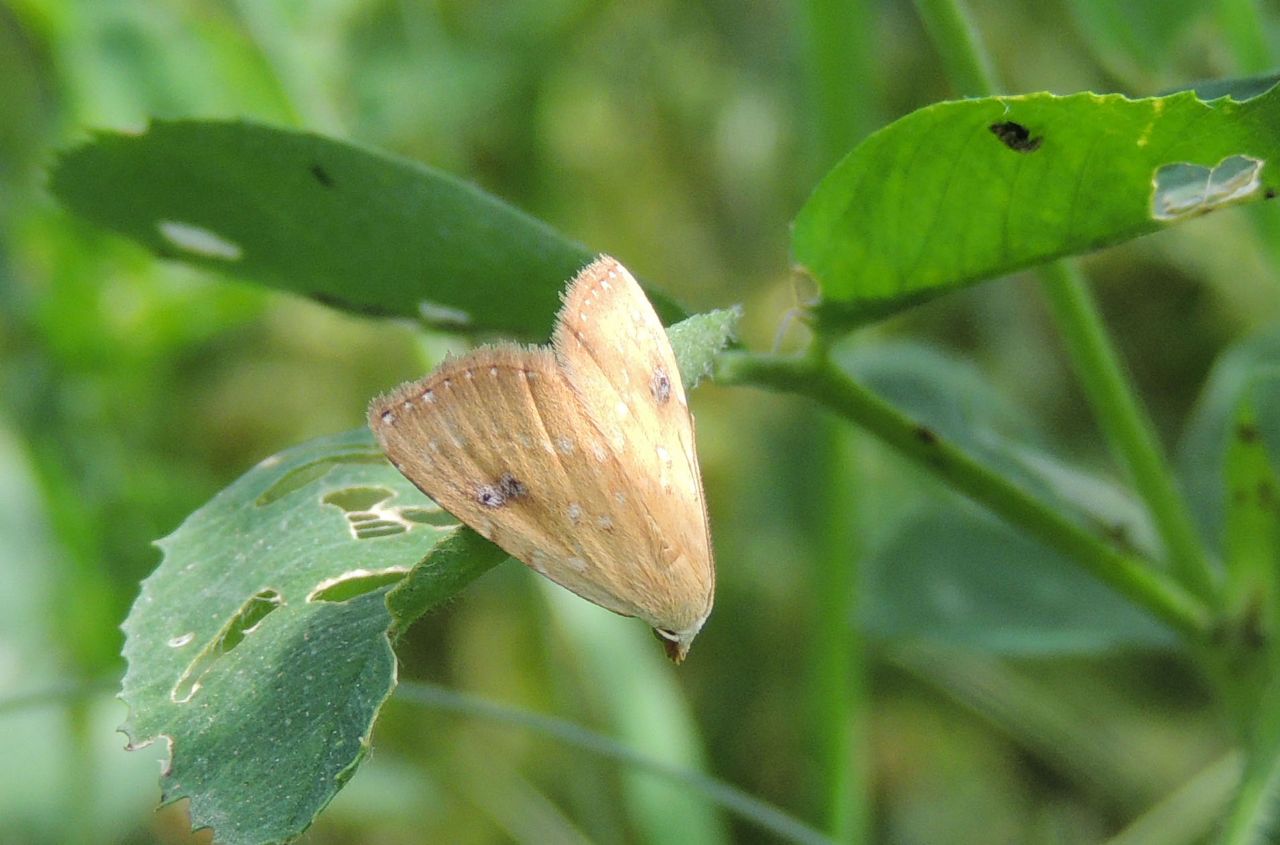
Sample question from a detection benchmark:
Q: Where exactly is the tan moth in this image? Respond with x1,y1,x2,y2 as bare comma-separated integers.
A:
369,256,715,662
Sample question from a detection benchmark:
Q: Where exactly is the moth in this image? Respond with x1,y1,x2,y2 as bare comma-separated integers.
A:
369,256,715,661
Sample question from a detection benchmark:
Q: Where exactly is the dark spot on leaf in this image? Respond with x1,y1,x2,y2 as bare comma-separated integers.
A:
1259,481,1275,505
1267,188,1277,200
990,121,1042,153
1238,422,1260,443
913,425,939,446
311,163,334,187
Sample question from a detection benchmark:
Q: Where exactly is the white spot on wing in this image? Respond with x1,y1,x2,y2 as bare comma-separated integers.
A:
567,502,583,522
158,220,243,260
567,556,588,572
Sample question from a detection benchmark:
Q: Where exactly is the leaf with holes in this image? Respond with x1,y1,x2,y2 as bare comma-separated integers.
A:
119,428,502,845
119,308,736,844
795,85,1280,328
50,120,685,337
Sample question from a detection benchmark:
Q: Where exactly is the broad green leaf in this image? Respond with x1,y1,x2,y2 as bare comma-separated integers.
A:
795,87,1280,328
1223,380,1280,621
50,120,685,337
841,342,1172,653
863,506,1175,654
120,428,501,845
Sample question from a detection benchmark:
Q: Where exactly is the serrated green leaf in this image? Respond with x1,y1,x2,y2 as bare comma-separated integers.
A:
119,303,731,843
795,88,1280,328
49,120,685,337
120,428,499,845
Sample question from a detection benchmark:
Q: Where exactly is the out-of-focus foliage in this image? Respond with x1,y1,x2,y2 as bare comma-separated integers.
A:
4,0,1280,843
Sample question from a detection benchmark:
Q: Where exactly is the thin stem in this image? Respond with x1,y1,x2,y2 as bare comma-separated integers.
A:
715,350,1213,640
911,0,1218,603
799,0,876,838
1038,264,1218,599
811,421,863,843
394,681,835,845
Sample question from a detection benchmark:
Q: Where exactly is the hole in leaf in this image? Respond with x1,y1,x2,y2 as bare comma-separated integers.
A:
323,486,453,538
309,568,409,602
171,589,283,703
402,507,458,526
1151,155,1264,220
323,487,393,511
255,452,386,506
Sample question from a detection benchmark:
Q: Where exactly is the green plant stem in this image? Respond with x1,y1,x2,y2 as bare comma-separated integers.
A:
812,421,863,843
800,0,876,838
1219,673,1280,844
911,0,1218,603
1038,263,1218,600
394,681,835,845
715,350,1212,640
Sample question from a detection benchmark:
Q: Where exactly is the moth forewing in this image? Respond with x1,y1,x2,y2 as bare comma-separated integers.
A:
369,255,715,660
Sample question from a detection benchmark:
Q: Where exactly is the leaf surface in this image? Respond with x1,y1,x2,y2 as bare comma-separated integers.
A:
795,88,1280,327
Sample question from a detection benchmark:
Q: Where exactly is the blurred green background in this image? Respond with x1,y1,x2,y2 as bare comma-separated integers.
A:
2,1,1278,843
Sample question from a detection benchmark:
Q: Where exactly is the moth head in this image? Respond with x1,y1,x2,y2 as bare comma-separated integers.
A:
652,612,709,664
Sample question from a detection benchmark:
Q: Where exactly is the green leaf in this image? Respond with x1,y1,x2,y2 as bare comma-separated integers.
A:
665,306,742,389
1223,378,1280,622
120,428,501,845
843,342,1157,554
842,343,1173,653
795,88,1280,328
863,505,1174,654
118,304,731,843
50,119,685,337
1181,327,1280,554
